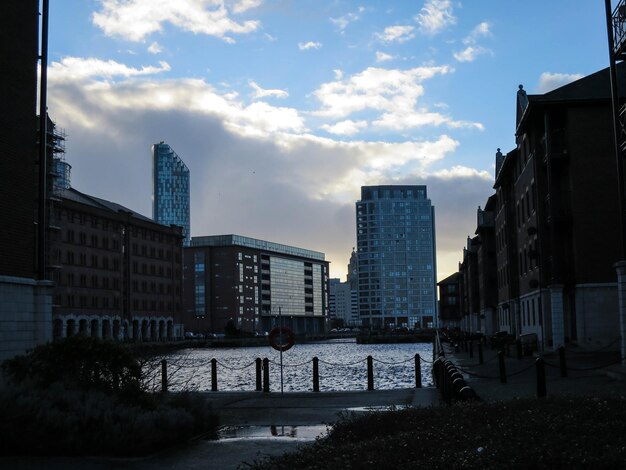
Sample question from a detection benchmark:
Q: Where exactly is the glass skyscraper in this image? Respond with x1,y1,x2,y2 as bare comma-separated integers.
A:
152,142,190,246
356,185,437,330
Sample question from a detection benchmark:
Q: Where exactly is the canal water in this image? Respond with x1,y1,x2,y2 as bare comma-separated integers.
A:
154,340,434,392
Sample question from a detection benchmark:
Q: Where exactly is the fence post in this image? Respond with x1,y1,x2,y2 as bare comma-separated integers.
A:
469,340,474,359
211,358,218,392
263,357,270,393
367,355,374,391
313,356,320,392
255,358,262,392
478,343,484,365
536,357,546,398
498,350,507,383
161,359,168,393
559,346,567,377
414,354,422,388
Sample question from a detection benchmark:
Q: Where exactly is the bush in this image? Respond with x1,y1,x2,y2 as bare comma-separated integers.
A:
0,337,219,456
248,396,626,469
2,335,143,399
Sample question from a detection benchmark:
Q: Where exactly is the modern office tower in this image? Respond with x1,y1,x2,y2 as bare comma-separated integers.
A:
152,142,191,246
184,235,330,336
356,185,437,330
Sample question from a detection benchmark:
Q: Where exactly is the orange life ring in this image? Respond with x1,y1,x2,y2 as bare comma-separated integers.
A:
268,326,295,352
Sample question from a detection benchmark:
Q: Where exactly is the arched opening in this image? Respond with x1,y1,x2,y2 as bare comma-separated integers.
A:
141,320,149,341
90,319,99,338
53,319,63,339
150,320,157,341
66,319,76,337
79,319,88,335
132,319,139,341
112,319,121,340
167,320,173,341
158,320,165,341
102,319,111,339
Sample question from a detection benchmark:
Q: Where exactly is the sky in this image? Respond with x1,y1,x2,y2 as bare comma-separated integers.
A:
46,0,612,281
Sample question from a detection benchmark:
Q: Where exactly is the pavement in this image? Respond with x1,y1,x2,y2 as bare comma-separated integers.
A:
2,387,440,470
440,340,626,402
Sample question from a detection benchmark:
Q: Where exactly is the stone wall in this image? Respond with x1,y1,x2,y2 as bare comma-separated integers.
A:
0,276,52,361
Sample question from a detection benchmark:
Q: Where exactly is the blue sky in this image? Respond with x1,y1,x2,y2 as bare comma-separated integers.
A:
47,0,611,280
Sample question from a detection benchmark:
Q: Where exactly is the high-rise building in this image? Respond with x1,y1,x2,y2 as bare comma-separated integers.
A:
152,142,190,246
356,185,437,330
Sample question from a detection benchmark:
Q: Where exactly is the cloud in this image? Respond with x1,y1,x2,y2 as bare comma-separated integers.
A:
375,51,394,63
453,46,491,63
415,0,456,35
330,7,364,31
376,25,415,43
46,55,489,282
321,120,368,136
536,72,584,93
312,65,482,131
298,41,322,50
453,22,493,63
48,57,171,81
249,80,288,99
147,42,162,54
92,0,260,43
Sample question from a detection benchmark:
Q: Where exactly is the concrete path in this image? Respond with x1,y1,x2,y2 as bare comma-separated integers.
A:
3,388,440,470
442,341,626,402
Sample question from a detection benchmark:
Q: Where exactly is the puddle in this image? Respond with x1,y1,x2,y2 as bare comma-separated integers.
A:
218,425,328,440
344,404,410,412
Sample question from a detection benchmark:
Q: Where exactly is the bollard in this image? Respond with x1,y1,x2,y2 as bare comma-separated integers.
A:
367,355,374,391
313,356,320,392
498,351,507,384
415,354,422,388
516,340,523,360
255,358,262,392
211,358,218,392
161,359,168,393
263,358,270,393
469,340,474,359
536,357,546,398
559,346,567,377
478,343,484,365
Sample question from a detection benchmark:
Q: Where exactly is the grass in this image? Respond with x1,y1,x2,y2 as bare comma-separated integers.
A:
246,395,626,469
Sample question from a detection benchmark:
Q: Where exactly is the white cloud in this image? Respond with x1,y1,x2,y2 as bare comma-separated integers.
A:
454,22,493,63
536,72,584,93
375,51,394,63
453,46,491,63
415,0,456,35
249,80,288,99
92,0,260,43
312,65,481,131
330,7,364,31
321,120,368,136
147,42,162,54
48,57,171,81
376,25,415,43
432,165,492,180
298,41,322,50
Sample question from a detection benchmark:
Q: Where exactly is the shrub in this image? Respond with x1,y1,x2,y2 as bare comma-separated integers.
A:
0,337,219,456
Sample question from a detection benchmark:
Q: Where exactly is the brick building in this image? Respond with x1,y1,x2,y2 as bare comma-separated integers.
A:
50,188,184,340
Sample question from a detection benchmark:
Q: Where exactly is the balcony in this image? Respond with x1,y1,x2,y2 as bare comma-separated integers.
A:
612,0,626,59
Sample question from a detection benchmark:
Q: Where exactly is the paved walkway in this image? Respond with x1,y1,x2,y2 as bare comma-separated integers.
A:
441,341,626,401
3,388,440,470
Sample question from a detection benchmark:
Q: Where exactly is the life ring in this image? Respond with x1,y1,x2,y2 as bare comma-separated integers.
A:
268,326,295,352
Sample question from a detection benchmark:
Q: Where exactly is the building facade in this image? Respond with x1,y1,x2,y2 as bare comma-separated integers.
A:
437,272,461,328
0,2,53,360
152,142,191,246
356,185,437,330
50,188,184,341
184,235,330,336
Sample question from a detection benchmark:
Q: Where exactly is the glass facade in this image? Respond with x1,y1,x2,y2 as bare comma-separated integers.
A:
356,185,437,329
153,142,190,246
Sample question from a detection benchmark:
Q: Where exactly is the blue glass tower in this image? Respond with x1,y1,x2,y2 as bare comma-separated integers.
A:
152,142,190,246
356,185,437,330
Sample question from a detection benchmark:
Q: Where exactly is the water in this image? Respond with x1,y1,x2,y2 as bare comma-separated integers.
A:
153,340,434,392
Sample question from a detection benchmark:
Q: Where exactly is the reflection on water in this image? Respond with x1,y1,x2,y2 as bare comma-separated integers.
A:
218,425,327,440
159,340,433,392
